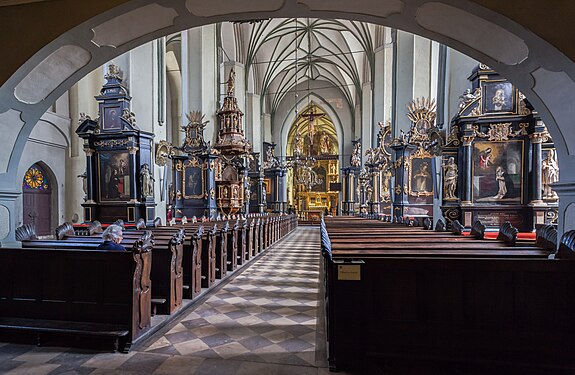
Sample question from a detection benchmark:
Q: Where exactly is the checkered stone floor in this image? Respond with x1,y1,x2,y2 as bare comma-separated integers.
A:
0,227,342,375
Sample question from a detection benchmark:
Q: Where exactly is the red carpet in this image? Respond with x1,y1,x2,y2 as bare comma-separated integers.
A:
462,231,536,240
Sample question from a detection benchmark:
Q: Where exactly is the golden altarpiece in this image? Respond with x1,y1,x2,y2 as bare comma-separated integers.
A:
168,69,252,219
391,98,443,219
442,64,558,231
286,105,339,220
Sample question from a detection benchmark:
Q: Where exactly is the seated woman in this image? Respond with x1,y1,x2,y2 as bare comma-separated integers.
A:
97,224,126,251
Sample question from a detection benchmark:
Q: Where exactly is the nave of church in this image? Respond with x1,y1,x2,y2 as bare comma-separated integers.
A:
4,1,575,374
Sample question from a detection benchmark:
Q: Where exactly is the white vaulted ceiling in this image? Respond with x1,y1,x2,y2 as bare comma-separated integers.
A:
228,18,384,114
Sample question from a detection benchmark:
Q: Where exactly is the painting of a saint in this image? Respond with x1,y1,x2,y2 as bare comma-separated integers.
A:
473,141,522,203
410,159,432,194
104,107,122,130
184,167,203,198
99,152,130,201
484,82,514,113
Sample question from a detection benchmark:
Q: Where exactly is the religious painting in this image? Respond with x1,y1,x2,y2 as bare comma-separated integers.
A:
99,151,130,201
183,166,204,199
483,81,514,113
472,140,523,203
311,166,327,192
103,106,122,131
249,180,258,204
263,178,271,198
408,157,433,197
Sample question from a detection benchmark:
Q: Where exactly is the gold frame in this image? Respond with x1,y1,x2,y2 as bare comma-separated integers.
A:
407,147,434,197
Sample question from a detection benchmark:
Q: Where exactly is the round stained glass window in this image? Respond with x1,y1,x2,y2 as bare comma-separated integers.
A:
23,166,49,190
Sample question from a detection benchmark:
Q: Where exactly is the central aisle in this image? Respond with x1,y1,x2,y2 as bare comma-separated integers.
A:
137,226,327,374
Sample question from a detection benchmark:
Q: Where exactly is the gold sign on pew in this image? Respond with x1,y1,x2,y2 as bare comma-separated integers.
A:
338,264,361,281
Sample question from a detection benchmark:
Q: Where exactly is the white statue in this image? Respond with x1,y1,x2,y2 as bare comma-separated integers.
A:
140,164,155,198
542,149,559,199
443,157,458,199
458,88,476,112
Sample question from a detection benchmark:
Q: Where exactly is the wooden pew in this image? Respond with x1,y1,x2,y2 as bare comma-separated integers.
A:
320,217,575,371
0,231,153,352
23,229,185,315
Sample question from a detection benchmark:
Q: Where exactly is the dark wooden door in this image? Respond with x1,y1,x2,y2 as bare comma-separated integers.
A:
23,189,52,236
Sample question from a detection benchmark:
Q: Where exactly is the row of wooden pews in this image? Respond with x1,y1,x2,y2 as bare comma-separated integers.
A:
1,214,297,352
320,216,575,372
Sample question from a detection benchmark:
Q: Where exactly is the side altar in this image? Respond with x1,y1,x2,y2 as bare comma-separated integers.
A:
441,64,558,230
77,64,155,224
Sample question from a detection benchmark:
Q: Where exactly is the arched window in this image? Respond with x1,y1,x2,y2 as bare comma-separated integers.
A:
23,164,50,191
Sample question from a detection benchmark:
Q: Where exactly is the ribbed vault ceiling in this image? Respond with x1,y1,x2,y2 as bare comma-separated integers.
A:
231,18,383,114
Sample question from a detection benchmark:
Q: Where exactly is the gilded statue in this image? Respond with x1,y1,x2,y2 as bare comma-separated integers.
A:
350,142,361,168
227,68,235,96
319,131,331,154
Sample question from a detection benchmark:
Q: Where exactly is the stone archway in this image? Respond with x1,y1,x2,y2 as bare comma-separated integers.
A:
2,0,575,240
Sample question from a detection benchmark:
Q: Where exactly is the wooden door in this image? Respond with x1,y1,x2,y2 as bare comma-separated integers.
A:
22,164,53,236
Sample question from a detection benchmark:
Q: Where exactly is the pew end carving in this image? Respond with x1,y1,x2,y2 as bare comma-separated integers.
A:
556,230,575,259
434,218,446,232
470,220,486,240
136,218,146,230
497,221,519,246
15,223,37,241
55,222,74,240
536,224,557,251
451,220,465,235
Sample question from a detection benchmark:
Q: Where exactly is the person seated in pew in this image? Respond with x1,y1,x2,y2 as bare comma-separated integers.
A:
97,224,126,251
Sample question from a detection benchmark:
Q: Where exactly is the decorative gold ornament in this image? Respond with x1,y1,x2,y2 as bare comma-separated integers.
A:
473,123,526,142
94,139,130,148
155,140,174,167
462,135,475,147
518,92,532,115
127,146,139,155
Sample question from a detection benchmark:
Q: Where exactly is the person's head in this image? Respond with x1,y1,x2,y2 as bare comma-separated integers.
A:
103,224,123,244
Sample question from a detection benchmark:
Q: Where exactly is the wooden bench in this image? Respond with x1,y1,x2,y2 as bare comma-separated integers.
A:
24,229,185,315
0,231,153,352
320,216,575,371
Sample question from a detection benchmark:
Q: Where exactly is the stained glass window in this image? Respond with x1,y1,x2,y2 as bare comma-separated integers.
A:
23,165,49,190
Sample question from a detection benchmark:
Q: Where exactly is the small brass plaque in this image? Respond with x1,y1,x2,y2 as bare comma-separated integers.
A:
338,264,361,281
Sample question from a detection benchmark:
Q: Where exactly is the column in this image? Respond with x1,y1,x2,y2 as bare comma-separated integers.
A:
203,153,218,220
128,146,139,202
342,167,356,215
370,169,381,214
391,143,416,219
173,156,186,218
461,134,475,204
182,26,218,144
84,147,95,203
530,132,544,204
258,172,266,214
